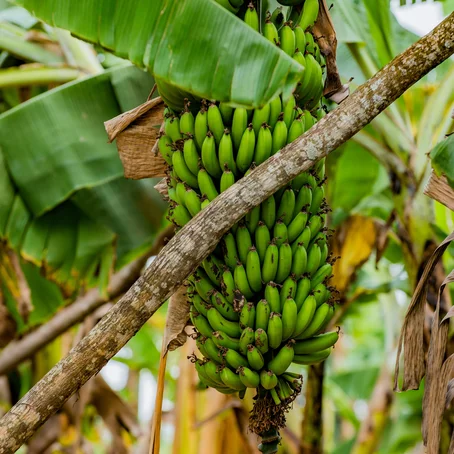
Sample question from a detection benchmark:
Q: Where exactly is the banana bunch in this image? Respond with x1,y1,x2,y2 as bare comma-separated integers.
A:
157,0,338,443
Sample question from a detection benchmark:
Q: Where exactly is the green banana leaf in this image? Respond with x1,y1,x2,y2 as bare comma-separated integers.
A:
430,134,454,188
14,0,303,110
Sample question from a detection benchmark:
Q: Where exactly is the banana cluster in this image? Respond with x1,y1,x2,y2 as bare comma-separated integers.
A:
158,0,338,406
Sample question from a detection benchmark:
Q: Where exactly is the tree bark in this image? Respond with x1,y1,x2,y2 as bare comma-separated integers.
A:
0,13,453,453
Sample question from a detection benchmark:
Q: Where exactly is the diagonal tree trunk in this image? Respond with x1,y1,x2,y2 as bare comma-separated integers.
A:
0,14,453,453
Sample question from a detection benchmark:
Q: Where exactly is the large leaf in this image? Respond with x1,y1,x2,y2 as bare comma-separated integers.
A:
0,64,153,216
15,0,303,109
430,134,454,188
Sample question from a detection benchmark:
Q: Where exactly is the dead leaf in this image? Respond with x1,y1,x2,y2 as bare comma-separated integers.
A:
163,286,190,353
331,215,377,295
394,231,454,392
154,178,169,200
424,170,454,212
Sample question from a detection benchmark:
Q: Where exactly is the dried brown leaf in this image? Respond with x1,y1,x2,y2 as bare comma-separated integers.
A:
154,178,169,200
424,170,454,212
394,231,454,392
163,285,190,353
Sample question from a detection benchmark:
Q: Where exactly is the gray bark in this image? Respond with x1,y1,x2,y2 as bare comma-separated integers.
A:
0,12,453,453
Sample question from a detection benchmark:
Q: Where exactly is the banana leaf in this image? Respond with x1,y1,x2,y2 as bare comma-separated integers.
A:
14,0,303,110
430,135,454,188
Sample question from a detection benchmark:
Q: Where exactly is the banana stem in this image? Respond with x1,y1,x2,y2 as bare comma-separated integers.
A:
258,428,281,454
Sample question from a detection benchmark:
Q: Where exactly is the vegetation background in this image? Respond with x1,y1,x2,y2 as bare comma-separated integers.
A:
0,0,453,453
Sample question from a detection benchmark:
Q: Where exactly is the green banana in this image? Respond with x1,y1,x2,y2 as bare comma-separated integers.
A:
184,188,202,217
223,232,239,270
254,124,273,165
219,102,234,124
223,348,249,369
255,221,271,263
201,132,222,178
271,115,288,154
201,199,210,210
268,341,295,375
256,299,271,331
207,307,242,338
291,226,312,252
293,348,332,365
236,223,253,264
172,150,198,188
313,283,330,307
308,214,325,240
234,263,254,299
265,282,281,313
293,294,317,337
270,387,282,405
196,336,210,358
281,297,297,341
180,107,195,136
276,242,292,284
295,303,331,340
236,125,256,173
305,31,315,54
320,242,329,266
245,205,261,234
294,184,312,214
221,268,236,303
194,271,215,302
231,107,248,150
238,366,260,388
207,102,225,145
309,185,324,215
287,115,305,143
203,337,224,364
211,291,238,322
276,188,296,225
288,211,309,243
176,183,187,208
282,94,296,129
268,312,283,349
213,331,241,351
294,331,339,354
244,2,259,32
299,0,319,31
295,277,311,310
198,168,219,201
247,344,265,370
304,110,316,132
252,104,271,135
204,360,226,386
274,220,288,246
192,293,208,317
171,204,191,227
215,0,240,13
220,366,246,390
255,328,269,354
239,302,255,329
264,17,279,44
311,263,333,289
194,103,208,149
239,326,255,354
260,370,278,390
190,308,214,338
246,247,262,292
261,195,276,230
203,257,221,286
261,240,279,283
269,96,282,129
280,276,297,307
279,22,295,56
183,138,200,176
165,115,182,142
218,129,237,175
290,243,307,277
158,134,173,165
306,242,321,275
294,25,306,52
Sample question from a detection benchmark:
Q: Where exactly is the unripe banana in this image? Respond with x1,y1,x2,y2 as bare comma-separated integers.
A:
311,263,333,289
239,326,255,354
295,303,331,340
194,104,208,149
239,302,256,329
260,370,278,390
252,104,271,135
291,226,312,252
264,282,280,313
220,168,236,192
211,291,238,322
231,107,248,150
293,347,332,365
172,150,198,188
176,183,187,208
207,102,225,145
294,331,339,355
320,242,329,266
272,115,288,154
183,138,200,176
236,125,256,173
282,94,296,129
201,199,210,210
295,276,311,310
279,22,296,56
223,232,239,270
192,293,209,317
219,102,234,124
223,347,249,369
294,184,312,214
303,110,316,132
158,134,173,165
288,211,309,243
287,115,305,143
184,188,202,217
281,297,298,340
299,0,319,31
221,268,236,303
277,377,293,400
196,336,210,358
220,366,246,390
198,168,219,201
247,344,265,370
256,299,271,331
234,263,254,299
274,220,288,246
268,312,283,349
261,240,279,283
299,56,323,107
270,387,282,405
236,222,253,264
315,158,325,180
171,204,192,227
294,25,306,52
313,283,330,307
165,115,182,142
215,0,240,13
264,17,279,44
180,109,195,136
246,246,262,292
218,129,237,175
255,328,269,354
208,307,242,338
305,31,315,54
290,243,308,278
246,205,260,234
238,366,260,388
309,185,324,215
306,242,321,275
167,188,178,204
293,294,317,337
254,124,273,165
244,2,259,32
213,331,241,351
201,132,222,178
268,340,295,375
261,195,276,230
190,307,214,338
267,96,282,130
203,257,222,286
276,188,296,225
280,276,297,307
194,271,215,302
276,242,292,284
255,221,271,263
203,337,224,364
292,50,306,73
